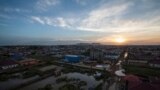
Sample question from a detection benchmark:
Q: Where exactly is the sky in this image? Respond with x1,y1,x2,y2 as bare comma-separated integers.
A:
0,0,160,45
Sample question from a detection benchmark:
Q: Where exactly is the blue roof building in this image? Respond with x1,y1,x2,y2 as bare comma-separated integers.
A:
11,53,24,60
64,55,80,63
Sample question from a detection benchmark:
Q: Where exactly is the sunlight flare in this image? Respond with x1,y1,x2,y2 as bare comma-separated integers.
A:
114,37,126,43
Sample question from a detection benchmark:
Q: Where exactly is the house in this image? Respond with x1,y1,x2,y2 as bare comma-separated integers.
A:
130,83,156,90
19,58,39,66
122,74,142,90
0,60,18,70
127,60,148,66
10,52,24,60
149,60,160,68
122,74,160,90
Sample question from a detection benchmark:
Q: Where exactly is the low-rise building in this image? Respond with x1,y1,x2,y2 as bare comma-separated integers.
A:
149,60,160,68
19,58,39,66
0,60,18,70
127,60,148,66
121,74,160,90
64,55,81,63
38,65,57,72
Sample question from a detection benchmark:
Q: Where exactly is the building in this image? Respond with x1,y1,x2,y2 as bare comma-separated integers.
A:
10,52,24,60
19,58,39,66
90,48,104,61
127,60,148,66
64,55,80,63
0,60,18,70
149,60,160,68
121,74,160,90
38,65,57,72
105,54,119,60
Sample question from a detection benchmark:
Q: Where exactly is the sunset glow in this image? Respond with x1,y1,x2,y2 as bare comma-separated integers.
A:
0,0,160,45
115,37,126,43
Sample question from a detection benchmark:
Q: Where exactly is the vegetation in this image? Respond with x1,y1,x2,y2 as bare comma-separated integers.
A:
56,76,68,83
30,55,57,61
61,66,98,76
22,69,39,78
94,70,111,81
59,84,78,90
123,65,160,77
0,74,10,81
94,75,103,81
94,83,103,90
78,81,87,87
56,76,82,83
56,76,87,90
38,84,53,90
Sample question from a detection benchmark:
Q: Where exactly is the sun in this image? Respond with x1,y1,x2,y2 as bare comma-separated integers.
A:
115,37,126,43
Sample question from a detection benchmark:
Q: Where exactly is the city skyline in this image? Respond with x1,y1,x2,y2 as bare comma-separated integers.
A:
0,0,160,45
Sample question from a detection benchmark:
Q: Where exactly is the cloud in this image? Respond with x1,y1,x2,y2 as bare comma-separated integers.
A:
44,17,71,27
31,16,73,28
78,2,132,32
31,0,160,34
31,16,45,24
3,8,31,13
31,2,132,31
76,1,160,33
36,0,60,11
76,0,87,5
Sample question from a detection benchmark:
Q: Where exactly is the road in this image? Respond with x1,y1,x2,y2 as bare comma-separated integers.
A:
108,49,128,90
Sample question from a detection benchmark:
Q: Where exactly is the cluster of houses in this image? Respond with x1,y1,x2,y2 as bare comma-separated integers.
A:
62,46,123,65
0,49,40,71
0,58,39,71
0,46,52,71
126,46,160,68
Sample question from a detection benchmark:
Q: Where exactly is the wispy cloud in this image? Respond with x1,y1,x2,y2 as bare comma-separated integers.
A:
31,0,160,34
32,1,133,32
31,16,45,24
3,8,31,13
31,16,74,28
36,0,60,11
44,17,71,28
1,0,160,45
78,2,132,32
